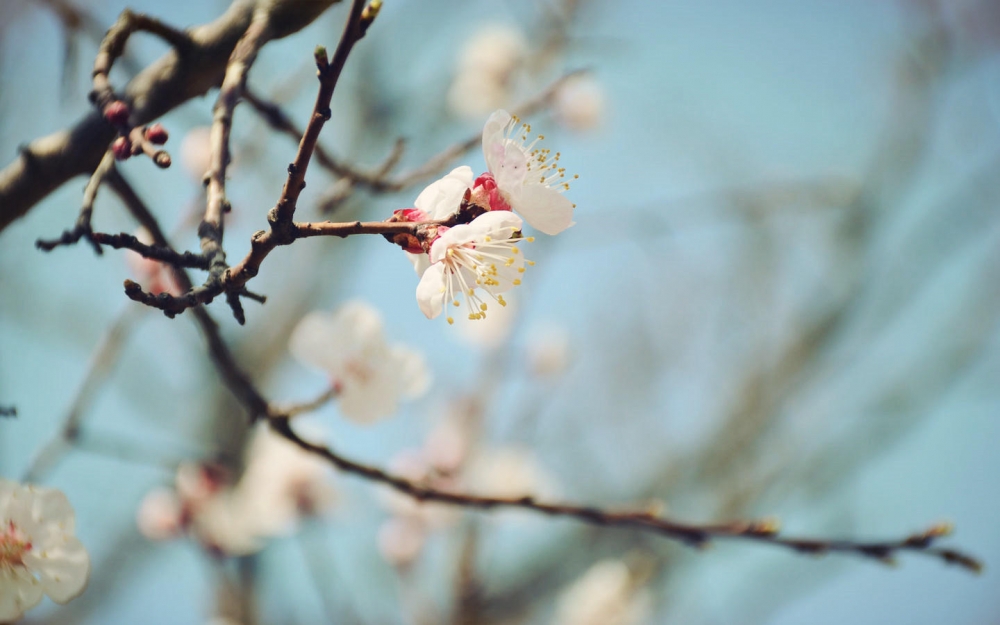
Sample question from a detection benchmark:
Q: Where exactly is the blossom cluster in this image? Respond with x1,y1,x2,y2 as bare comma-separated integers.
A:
399,109,578,325
0,480,90,622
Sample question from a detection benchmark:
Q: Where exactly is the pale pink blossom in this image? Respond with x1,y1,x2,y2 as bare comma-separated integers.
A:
475,109,577,235
136,488,184,541
553,559,652,625
415,211,532,324
0,480,90,621
554,75,606,131
290,301,430,423
448,25,527,118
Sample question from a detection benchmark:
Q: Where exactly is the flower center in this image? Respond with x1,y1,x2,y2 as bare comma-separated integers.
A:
439,228,535,325
0,520,32,569
504,115,579,194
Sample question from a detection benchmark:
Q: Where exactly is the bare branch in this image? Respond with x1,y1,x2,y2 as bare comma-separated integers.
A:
267,415,982,574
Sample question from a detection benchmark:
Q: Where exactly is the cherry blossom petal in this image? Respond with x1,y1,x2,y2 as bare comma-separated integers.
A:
0,567,44,621
513,183,575,235
24,536,90,603
416,263,448,319
414,166,473,219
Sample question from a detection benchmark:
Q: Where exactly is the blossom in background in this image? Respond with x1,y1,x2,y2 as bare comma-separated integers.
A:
289,301,430,423
553,74,606,132
136,426,338,557
125,227,182,297
415,211,532,324
474,109,577,235
526,322,572,377
447,24,527,118
0,480,90,622
553,559,652,625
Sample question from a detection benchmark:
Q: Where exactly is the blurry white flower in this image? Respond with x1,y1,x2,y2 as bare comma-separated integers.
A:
0,480,90,621
474,109,577,235
190,492,265,557
448,25,527,118
554,74,606,131
233,425,337,534
136,487,184,541
125,227,182,297
379,450,459,529
526,323,572,377
423,413,471,475
290,301,430,423
377,517,426,568
463,447,553,499
416,211,531,324
553,559,652,625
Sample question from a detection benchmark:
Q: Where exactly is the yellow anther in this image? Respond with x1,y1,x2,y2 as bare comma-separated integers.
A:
453,301,460,307
484,235,492,242
512,246,520,254
480,303,488,311
498,295,507,307
526,236,535,242
539,134,544,140
518,267,525,273
447,317,454,325
526,260,535,266
513,279,521,285
468,289,475,296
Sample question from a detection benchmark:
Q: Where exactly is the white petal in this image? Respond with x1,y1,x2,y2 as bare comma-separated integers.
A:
481,110,512,173
0,567,44,621
492,142,529,192
406,251,430,277
513,183,575,235
416,263,448,319
25,535,90,604
414,166,473,220
30,486,76,534
470,209,523,236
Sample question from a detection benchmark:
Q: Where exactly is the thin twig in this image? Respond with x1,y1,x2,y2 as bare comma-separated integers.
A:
35,150,116,255
266,415,982,573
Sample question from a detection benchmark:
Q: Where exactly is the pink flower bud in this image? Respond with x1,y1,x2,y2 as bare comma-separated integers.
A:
145,123,169,145
472,173,511,212
103,101,130,126
391,208,430,222
111,136,133,160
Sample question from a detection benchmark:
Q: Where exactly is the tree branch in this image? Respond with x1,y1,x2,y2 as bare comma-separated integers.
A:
0,0,340,233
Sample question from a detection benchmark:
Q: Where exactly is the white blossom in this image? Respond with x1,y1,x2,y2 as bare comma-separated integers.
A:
415,211,533,324
476,109,577,235
290,301,430,423
554,74,606,132
553,559,652,625
0,480,90,622
447,25,527,118
463,447,554,499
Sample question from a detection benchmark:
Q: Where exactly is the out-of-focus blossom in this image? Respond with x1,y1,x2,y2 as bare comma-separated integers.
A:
136,487,184,541
0,480,90,621
475,109,577,235
463,447,554,499
376,517,427,568
233,425,337,534
554,74,606,131
553,559,652,625
448,25,527,118
125,227,183,297
135,426,337,557
416,211,531,324
526,322,572,377
290,301,430,423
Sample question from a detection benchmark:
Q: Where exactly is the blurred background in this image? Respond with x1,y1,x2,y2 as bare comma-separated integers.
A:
1,0,999,623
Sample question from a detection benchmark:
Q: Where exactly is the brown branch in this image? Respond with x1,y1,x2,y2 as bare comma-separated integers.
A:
264,415,982,574
123,0,379,322
35,150,116,255
0,0,340,233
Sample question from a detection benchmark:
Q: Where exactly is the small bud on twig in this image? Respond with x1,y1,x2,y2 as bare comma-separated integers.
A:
112,136,133,161
145,123,169,145
103,101,130,126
